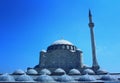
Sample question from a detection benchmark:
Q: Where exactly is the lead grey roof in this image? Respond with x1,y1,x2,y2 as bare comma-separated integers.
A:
82,69,95,75
39,69,51,75
27,69,38,75
15,74,33,81
52,39,73,45
78,74,96,81
69,69,81,75
54,68,66,74
57,74,75,82
100,74,118,81
36,74,55,82
0,73,15,82
96,69,108,75
13,69,25,75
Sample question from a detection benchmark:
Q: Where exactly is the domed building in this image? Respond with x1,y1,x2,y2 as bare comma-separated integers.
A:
34,39,83,73
28,10,103,75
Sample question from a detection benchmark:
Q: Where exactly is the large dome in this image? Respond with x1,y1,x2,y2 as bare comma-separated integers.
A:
47,39,77,52
52,39,73,45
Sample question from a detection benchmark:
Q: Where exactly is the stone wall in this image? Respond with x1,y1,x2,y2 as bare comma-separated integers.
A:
39,49,82,72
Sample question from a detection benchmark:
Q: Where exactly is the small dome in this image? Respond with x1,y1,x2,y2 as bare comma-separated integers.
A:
96,69,108,75
76,49,82,52
36,74,55,82
34,65,39,68
69,69,81,75
100,74,118,81
52,39,73,45
13,69,25,75
82,69,95,75
57,74,75,82
16,74,33,81
39,69,51,75
54,68,66,75
78,74,96,81
27,69,38,75
41,50,46,52
0,73,15,82
83,64,89,68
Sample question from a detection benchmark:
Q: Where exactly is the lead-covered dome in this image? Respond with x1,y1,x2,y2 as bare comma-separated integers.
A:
82,69,95,75
0,73,15,82
47,39,77,52
52,39,73,45
27,69,38,75
100,74,118,81
13,69,25,75
36,74,55,82
57,74,75,82
54,68,66,75
78,74,96,81
15,74,33,82
96,69,108,75
69,69,81,75
39,69,51,75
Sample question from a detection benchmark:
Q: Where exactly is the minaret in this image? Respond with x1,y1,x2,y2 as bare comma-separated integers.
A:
88,9,100,71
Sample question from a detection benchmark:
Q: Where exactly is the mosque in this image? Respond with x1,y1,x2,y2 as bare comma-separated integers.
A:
0,10,120,83
29,10,107,75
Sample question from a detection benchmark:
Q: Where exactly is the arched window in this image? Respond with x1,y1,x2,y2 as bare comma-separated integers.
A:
73,46,75,50
62,45,65,49
70,46,73,50
67,45,69,49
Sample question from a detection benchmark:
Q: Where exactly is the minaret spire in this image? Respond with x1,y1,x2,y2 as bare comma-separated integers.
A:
89,9,92,23
88,9,100,71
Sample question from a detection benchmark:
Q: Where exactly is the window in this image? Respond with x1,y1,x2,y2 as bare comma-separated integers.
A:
70,46,73,50
62,45,65,49
73,46,75,50
67,45,69,49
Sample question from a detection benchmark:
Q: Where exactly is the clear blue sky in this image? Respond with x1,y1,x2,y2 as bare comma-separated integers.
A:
0,0,120,73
